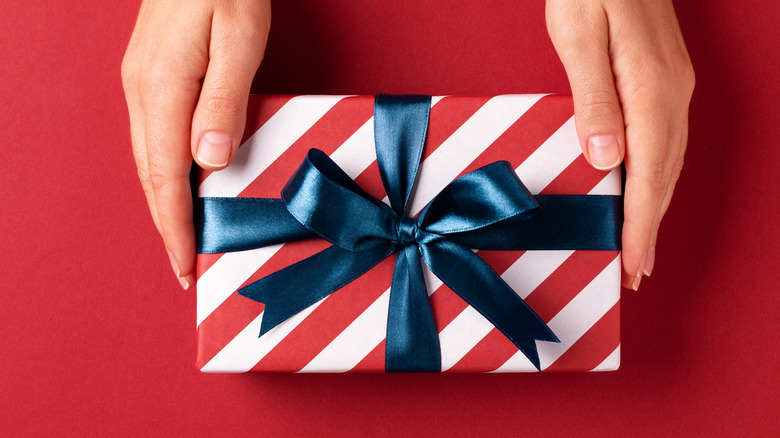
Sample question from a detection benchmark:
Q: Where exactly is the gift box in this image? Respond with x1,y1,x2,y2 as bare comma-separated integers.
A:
194,94,622,373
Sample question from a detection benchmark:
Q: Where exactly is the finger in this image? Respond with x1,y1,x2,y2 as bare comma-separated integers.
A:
142,68,204,290
621,98,670,290
191,2,270,170
546,3,626,170
643,34,696,278
122,64,162,236
658,116,688,220
644,114,688,278
657,68,694,223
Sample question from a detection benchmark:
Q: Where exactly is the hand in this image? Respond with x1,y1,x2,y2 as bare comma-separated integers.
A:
122,0,271,289
545,0,695,290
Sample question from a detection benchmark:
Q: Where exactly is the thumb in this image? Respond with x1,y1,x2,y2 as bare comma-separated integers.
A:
547,4,625,170
191,7,269,170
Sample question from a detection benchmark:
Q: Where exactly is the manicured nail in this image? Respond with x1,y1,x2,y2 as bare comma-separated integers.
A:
178,275,190,291
633,251,647,291
167,250,181,277
197,131,233,167
587,134,621,170
644,247,656,277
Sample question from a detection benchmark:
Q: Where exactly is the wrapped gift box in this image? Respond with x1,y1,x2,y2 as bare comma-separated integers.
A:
194,94,622,373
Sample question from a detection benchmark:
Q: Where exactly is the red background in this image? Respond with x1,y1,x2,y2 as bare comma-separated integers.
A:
2,0,778,436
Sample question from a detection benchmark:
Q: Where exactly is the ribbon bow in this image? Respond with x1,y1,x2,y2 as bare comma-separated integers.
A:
197,94,622,372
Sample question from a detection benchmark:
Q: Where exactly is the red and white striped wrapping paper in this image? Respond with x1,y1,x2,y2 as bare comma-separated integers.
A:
195,94,622,373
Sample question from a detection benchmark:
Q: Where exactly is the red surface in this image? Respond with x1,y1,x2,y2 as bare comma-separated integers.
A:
1,0,778,436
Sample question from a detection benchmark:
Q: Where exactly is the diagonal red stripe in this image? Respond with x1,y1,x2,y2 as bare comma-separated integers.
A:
195,239,330,367
429,250,526,332
545,301,620,372
353,96,493,200
351,340,386,372
456,94,574,177
349,250,530,372
523,251,620,322
252,257,395,372
196,253,223,281
446,251,618,373
540,155,612,195
196,297,264,369
238,96,375,199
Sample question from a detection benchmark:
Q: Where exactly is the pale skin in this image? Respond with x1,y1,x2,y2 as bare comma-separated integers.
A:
122,0,694,291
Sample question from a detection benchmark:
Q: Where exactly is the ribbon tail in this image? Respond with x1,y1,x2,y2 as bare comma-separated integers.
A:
238,245,393,336
386,245,441,373
419,240,559,371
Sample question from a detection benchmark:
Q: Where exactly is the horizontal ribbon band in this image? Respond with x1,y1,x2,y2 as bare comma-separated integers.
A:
195,94,622,372
197,195,622,254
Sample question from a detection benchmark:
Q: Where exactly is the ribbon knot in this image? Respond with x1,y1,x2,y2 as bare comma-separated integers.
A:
395,215,419,247
196,94,622,372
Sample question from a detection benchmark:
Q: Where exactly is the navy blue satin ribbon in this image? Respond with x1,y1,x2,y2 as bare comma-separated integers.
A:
196,94,622,372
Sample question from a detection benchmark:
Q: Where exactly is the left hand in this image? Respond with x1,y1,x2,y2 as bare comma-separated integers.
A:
545,0,695,290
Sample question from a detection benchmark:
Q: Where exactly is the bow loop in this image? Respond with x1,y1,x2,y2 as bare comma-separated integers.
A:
281,149,397,252
418,161,541,235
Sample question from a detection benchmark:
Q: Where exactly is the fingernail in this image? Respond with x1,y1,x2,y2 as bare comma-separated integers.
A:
167,250,180,277
633,252,647,291
587,134,621,170
644,247,656,277
178,276,190,291
197,131,233,167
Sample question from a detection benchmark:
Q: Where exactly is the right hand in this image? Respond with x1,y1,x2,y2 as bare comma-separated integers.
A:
121,0,271,289
546,0,694,290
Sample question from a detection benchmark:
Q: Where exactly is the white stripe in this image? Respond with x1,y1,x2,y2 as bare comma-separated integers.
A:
328,118,376,179
408,95,545,213
437,250,573,370
199,95,345,197
492,255,621,372
299,288,390,373
328,96,443,181
196,245,282,326
515,117,581,194
439,306,495,371
300,268,444,372
591,344,620,371
200,299,324,373
501,250,574,299
588,167,622,196
422,262,444,296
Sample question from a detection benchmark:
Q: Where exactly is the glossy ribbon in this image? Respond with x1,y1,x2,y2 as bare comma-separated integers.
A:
196,94,622,372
